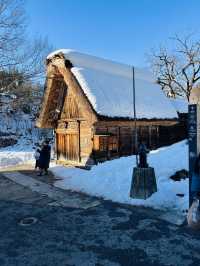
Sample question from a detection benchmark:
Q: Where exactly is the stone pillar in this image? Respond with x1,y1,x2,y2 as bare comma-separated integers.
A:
130,167,157,199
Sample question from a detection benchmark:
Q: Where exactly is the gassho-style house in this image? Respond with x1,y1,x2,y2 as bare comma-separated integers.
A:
36,50,187,166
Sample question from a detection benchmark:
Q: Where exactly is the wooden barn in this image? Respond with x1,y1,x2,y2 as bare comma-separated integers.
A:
36,50,186,166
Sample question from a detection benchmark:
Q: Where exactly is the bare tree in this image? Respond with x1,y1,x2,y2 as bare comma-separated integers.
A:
0,0,52,92
17,36,52,82
0,0,26,68
151,35,200,102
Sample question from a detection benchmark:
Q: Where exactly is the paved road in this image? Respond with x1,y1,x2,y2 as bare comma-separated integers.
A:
2,171,101,209
0,171,200,266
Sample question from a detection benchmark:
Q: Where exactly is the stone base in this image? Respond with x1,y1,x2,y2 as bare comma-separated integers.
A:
130,167,157,199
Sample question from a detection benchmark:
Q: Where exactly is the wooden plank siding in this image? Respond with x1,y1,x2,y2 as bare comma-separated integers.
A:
56,117,186,166
56,133,79,162
92,121,187,163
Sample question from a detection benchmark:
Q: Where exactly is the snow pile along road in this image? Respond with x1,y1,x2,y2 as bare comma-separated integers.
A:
0,151,34,168
51,141,188,212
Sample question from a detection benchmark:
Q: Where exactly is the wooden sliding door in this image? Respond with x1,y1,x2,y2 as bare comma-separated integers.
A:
57,133,79,162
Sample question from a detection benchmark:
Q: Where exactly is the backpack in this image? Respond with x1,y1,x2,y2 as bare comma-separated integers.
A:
34,151,40,160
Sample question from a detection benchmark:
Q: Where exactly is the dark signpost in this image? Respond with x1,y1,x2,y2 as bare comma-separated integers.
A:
188,104,200,206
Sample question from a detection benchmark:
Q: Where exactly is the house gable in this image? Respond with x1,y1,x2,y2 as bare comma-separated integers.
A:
36,56,98,128
60,92,81,120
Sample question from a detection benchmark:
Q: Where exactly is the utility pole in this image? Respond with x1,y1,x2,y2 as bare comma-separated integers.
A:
132,66,138,166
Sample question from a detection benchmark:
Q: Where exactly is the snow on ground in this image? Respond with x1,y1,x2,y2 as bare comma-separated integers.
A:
0,124,53,169
51,141,189,212
0,136,35,168
0,134,55,168
0,136,56,168
0,109,53,168
0,150,34,168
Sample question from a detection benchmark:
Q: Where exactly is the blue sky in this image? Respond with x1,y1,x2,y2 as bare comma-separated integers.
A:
26,0,200,67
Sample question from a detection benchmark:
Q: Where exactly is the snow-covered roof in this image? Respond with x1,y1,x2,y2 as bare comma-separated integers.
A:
48,49,178,119
170,98,188,114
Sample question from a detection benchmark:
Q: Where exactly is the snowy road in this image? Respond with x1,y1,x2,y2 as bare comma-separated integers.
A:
0,170,101,209
0,170,200,266
0,193,199,266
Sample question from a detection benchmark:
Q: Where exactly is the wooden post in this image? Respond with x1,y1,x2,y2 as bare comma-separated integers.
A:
118,127,121,156
106,127,109,160
156,126,159,149
56,132,59,160
132,66,138,165
149,126,152,149
78,120,81,162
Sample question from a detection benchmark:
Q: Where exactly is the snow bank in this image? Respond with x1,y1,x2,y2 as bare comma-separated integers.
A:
0,151,34,168
0,91,53,168
47,49,178,119
51,141,188,212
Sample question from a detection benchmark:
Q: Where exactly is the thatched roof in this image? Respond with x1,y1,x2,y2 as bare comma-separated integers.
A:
37,50,178,128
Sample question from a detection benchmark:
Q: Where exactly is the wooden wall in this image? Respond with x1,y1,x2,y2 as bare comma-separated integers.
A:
55,89,94,164
92,120,187,163
55,117,186,166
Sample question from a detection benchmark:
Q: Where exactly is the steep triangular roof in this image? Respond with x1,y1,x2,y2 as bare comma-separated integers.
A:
47,49,178,120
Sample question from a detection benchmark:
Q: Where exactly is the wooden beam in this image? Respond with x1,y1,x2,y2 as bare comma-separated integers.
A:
78,120,81,162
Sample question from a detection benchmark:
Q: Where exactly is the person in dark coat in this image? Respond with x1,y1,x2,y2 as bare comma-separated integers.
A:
38,140,51,176
138,141,149,168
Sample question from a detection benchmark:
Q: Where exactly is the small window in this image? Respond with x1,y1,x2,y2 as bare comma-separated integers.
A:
99,136,108,151
93,135,118,152
108,136,118,151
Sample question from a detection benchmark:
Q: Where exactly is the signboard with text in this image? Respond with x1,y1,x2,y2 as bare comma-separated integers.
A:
188,104,200,205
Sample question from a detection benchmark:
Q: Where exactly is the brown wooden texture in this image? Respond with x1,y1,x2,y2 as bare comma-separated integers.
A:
52,57,97,125
36,78,66,128
56,118,93,164
93,121,186,161
57,133,79,162
61,93,81,119
36,56,98,128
